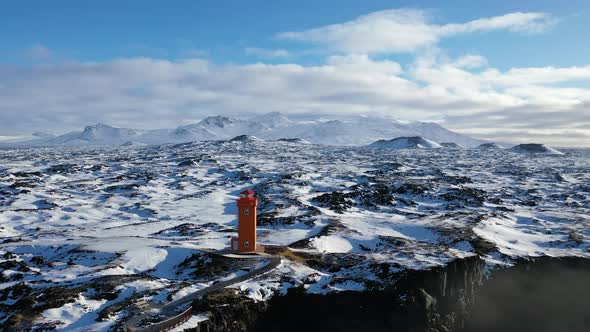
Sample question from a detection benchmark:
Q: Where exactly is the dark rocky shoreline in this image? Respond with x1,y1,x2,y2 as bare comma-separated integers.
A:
187,256,590,332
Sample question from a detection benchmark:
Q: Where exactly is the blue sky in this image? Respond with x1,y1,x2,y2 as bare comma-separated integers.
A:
1,1,590,146
3,0,589,68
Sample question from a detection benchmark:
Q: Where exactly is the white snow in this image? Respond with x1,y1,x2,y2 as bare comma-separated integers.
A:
311,235,354,253
474,215,574,257
0,138,587,330
40,293,107,331
84,238,169,275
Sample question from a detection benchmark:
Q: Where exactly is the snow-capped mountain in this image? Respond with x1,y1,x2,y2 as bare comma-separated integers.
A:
368,136,442,149
2,113,486,148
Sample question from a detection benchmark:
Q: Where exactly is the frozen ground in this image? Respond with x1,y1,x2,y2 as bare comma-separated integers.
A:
0,141,588,330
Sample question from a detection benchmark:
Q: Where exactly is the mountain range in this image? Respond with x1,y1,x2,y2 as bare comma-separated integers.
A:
1,112,485,148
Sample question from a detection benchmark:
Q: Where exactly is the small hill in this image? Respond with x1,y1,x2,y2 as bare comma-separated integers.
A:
510,144,563,155
120,141,147,147
368,136,442,149
277,138,311,144
440,142,463,149
229,135,264,143
477,143,504,150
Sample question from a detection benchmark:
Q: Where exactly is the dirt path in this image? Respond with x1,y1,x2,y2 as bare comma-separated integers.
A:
125,254,281,331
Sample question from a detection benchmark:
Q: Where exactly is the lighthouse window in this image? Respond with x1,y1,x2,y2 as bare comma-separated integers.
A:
244,241,249,247
243,208,250,215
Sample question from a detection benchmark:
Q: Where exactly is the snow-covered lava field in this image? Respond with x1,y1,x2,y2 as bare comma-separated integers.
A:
0,140,589,331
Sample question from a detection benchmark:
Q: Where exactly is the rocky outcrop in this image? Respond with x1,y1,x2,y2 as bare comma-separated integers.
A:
254,255,485,332
188,256,485,332
186,256,590,332
187,256,590,332
186,289,268,332
0,275,147,330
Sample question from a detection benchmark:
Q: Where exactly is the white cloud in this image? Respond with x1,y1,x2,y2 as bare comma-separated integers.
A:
278,9,436,54
278,10,555,54
326,54,403,74
410,58,590,114
25,43,53,59
245,47,291,58
438,12,556,36
1,55,589,146
480,66,590,86
451,54,488,69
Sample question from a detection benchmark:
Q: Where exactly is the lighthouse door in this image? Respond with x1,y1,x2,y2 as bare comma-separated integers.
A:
232,241,239,251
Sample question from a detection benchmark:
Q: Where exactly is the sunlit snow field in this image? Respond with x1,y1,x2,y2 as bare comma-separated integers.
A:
0,141,588,330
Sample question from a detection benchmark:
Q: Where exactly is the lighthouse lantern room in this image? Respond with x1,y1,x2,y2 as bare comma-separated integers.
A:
231,189,258,252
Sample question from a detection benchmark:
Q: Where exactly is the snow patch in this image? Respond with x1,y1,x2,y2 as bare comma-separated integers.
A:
311,235,354,253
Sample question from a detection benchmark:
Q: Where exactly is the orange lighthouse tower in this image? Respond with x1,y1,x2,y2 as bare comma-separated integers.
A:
231,189,258,252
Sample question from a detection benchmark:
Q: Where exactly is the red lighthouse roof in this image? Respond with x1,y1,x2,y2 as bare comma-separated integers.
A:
240,189,256,199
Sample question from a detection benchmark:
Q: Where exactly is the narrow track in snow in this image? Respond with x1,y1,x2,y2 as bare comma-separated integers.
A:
125,254,281,332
